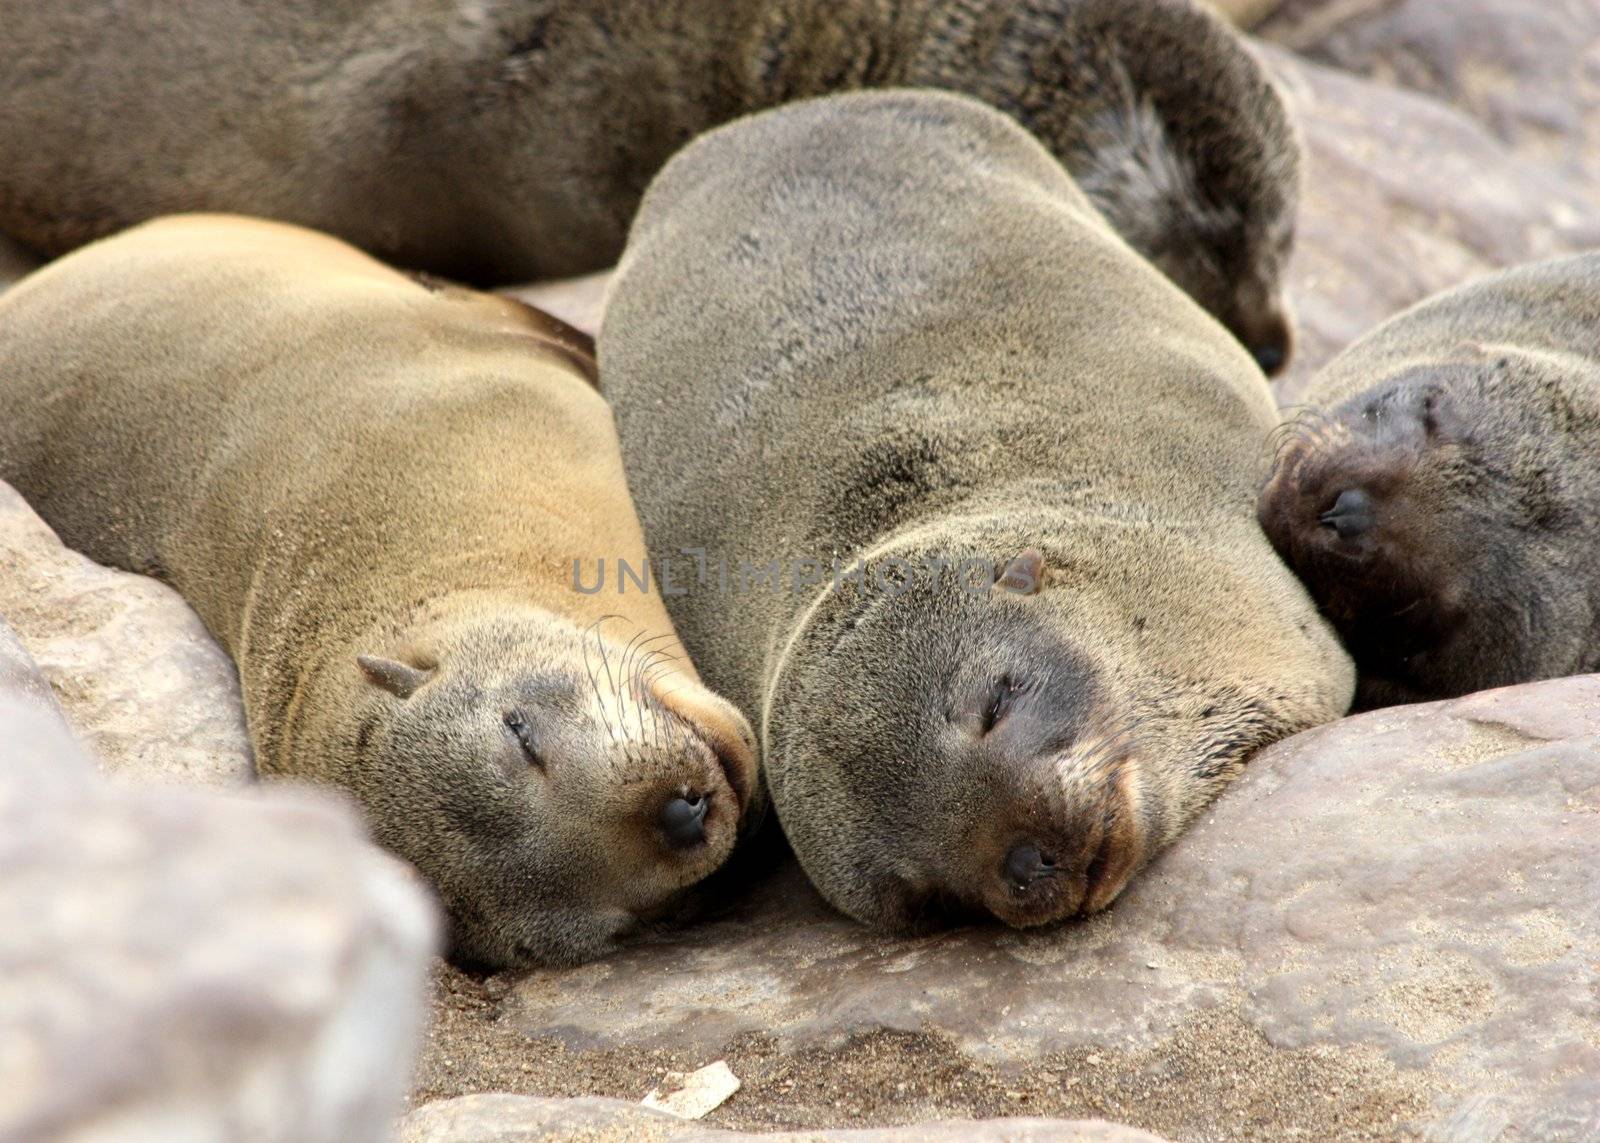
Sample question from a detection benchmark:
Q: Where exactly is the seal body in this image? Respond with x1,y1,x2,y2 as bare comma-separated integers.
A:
0,215,758,968
1259,254,1600,708
0,0,1299,370
600,91,1351,932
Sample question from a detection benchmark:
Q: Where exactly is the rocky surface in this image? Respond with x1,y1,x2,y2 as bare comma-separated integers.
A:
410,676,1600,1141
1262,45,1600,403
1261,0,1597,188
0,624,441,1142
400,1095,1170,1143
0,480,253,786
501,269,611,339
1258,0,1600,402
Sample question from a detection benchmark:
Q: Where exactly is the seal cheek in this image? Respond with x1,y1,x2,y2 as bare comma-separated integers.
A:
1080,763,1147,913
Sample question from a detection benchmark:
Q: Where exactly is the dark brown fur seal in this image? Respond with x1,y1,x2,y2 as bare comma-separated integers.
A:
1259,253,1600,708
0,215,758,968
599,91,1350,932
0,0,1300,370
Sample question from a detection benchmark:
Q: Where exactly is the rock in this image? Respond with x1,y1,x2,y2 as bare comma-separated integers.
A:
0,480,253,787
486,675,1600,1142
0,694,440,1141
399,1094,1170,1142
1262,45,1600,403
1259,0,1597,190
0,615,94,792
500,270,611,339
400,1095,688,1142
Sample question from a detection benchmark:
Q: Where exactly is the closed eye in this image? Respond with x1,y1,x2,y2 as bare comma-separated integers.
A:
503,710,545,770
982,676,1020,734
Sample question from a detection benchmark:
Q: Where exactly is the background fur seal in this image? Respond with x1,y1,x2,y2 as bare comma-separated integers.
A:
0,215,758,968
1259,253,1600,708
0,0,1300,371
600,91,1351,932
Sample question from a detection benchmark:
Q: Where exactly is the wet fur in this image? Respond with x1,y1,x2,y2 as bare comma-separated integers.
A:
0,0,1298,364
0,216,757,967
1259,253,1600,706
599,92,1351,931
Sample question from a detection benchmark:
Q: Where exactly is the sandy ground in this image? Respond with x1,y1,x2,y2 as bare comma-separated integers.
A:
410,952,1430,1141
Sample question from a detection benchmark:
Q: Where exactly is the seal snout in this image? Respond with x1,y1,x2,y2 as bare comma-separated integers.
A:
1317,487,1374,541
1228,297,1294,377
1003,843,1057,891
660,791,710,847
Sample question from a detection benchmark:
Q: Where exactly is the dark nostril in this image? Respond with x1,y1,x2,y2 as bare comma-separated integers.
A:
1252,342,1286,375
660,793,708,847
1318,488,1373,541
1004,843,1057,890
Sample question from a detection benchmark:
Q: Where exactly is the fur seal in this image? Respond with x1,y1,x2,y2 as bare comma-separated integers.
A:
599,91,1351,932
0,0,1300,371
0,215,758,968
1258,253,1600,708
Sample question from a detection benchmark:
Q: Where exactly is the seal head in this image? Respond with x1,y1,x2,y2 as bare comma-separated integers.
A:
340,609,758,968
765,547,1167,931
1259,361,1600,706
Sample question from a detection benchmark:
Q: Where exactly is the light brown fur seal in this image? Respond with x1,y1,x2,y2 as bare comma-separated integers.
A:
0,0,1300,371
1258,253,1600,708
0,215,758,968
600,91,1351,932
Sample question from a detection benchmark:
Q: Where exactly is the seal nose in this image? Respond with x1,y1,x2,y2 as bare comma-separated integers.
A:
660,792,709,847
1004,843,1058,891
1319,488,1373,541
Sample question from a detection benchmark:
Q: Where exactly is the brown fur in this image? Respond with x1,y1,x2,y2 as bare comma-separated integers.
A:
0,0,1300,370
1259,253,1600,707
600,91,1350,932
0,215,757,967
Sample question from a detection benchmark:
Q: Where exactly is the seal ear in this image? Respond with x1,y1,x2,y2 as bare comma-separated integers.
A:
357,655,434,700
996,549,1046,595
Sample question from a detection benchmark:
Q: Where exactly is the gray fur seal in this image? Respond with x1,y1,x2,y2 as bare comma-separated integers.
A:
1258,253,1600,708
0,0,1300,370
0,215,758,968
600,91,1351,932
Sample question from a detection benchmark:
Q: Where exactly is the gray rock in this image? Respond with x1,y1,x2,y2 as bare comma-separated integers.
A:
498,675,1600,1142
1262,45,1600,403
1260,0,1597,191
0,614,94,792
399,1094,1170,1143
0,479,253,787
0,717,440,1141
500,270,611,339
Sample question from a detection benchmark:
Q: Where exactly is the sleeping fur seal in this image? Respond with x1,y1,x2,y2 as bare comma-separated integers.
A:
0,215,758,968
1258,254,1600,708
600,91,1351,932
0,0,1300,371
